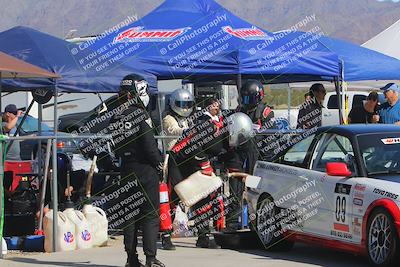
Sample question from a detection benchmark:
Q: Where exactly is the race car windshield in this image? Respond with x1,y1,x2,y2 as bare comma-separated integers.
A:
358,134,400,176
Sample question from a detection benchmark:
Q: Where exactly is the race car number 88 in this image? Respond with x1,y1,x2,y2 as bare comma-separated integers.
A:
335,196,346,223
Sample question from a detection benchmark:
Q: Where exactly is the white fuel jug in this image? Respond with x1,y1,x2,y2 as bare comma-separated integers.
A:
82,204,108,247
1,237,7,256
63,207,93,250
43,210,76,252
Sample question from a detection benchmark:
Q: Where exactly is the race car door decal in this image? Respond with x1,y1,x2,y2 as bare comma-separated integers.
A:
331,183,353,240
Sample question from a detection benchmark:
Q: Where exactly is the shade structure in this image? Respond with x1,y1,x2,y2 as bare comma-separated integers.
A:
318,34,400,81
0,26,157,93
0,51,58,79
362,18,400,60
86,0,340,82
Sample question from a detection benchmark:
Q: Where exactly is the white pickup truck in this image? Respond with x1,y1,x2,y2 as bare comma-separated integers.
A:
274,91,385,128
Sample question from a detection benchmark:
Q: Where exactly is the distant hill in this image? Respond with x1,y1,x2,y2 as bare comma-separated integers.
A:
0,0,399,44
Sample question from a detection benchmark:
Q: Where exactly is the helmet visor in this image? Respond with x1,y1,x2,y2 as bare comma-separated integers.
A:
241,95,259,105
175,100,194,109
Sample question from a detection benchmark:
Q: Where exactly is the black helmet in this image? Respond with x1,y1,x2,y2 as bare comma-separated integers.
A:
119,74,150,107
240,79,264,108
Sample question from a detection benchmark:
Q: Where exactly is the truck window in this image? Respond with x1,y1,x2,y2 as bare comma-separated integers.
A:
352,95,366,108
327,95,338,109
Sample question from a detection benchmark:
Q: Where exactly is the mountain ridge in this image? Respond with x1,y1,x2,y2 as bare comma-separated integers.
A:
0,0,399,44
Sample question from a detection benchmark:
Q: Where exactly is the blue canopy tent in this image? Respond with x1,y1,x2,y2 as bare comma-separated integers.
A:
87,0,340,83
273,30,400,81
318,35,400,81
0,27,158,252
0,26,157,93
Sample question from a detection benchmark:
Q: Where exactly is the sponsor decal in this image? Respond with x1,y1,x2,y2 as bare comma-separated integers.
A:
257,163,299,176
353,198,363,206
121,79,133,86
352,217,362,236
330,229,352,239
320,174,328,182
222,26,273,40
334,222,349,232
373,188,398,200
381,137,400,145
114,26,191,43
354,183,366,192
81,230,92,241
64,232,75,243
354,192,364,199
335,183,352,195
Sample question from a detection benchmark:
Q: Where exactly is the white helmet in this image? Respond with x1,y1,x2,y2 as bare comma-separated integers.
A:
227,112,254,148
169,89,195,117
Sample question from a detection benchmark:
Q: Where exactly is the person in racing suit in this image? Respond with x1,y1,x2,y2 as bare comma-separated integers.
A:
160,88,194,250
170,98,254,248
239,79,277,163
110,74,165,267
240,79,276,130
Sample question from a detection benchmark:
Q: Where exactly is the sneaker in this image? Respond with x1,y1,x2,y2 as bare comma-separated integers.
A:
145,258,165,267
161,234,176,251
196,234,219,249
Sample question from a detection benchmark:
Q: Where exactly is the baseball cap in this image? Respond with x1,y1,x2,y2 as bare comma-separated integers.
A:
4,104,18,115
380,83,400,93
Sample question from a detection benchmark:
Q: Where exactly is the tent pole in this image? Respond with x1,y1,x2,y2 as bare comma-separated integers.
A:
51,86,58,252
0,73,3,259
0,73,2,124
340,60,347,125
334,77,343,125
236,74,242,106
0,138,3,259
38,103,42,186
288,85,291,127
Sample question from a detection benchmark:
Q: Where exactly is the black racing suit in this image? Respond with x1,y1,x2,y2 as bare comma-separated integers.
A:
170,113,228,236
110,103,162,266
241,102,276,163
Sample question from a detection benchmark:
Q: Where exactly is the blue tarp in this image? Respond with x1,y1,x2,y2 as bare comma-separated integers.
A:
85,0,340,82
2,0,398,93
318,35,400,81
0,26,157,93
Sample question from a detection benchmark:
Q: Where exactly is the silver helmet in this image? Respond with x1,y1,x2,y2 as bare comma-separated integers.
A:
169,89,195,117
227,112,254,148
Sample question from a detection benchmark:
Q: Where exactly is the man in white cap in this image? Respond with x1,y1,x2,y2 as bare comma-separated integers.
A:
377,83,400,125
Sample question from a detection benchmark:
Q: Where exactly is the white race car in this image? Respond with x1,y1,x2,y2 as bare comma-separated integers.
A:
246,124,400,266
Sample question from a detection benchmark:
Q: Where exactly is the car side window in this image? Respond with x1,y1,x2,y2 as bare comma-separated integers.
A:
282,134,315,167
312,134,356,174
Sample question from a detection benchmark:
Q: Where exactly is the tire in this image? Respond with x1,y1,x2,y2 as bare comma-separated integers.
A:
256,195,294,251
367,208,399,266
